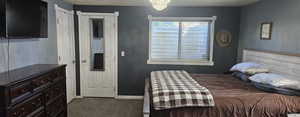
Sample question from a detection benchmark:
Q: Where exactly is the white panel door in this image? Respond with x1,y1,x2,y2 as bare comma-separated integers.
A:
78,12,118,97
56,6,76,103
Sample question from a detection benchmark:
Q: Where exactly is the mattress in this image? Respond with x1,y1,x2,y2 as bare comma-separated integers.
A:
150,74,300,117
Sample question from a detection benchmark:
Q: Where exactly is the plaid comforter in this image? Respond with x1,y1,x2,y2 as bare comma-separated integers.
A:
151,70,215,110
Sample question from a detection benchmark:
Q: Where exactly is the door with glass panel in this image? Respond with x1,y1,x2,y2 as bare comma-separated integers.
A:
78,12,118,97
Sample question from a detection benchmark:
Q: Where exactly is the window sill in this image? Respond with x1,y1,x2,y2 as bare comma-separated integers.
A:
147,60,214,66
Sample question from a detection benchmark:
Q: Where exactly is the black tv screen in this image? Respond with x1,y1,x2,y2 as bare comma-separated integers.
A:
0,0,6,37
6,0,42,38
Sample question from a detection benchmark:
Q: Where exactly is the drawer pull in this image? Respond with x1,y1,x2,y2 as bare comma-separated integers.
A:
20,89,26,94
31,99,41,107
12,112,18,116
31,102,37,106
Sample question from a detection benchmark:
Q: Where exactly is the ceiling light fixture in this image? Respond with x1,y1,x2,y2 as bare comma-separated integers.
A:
150,0,171,11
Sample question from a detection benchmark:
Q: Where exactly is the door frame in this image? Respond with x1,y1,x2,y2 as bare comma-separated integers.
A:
55,5,76,102
77,11,119,98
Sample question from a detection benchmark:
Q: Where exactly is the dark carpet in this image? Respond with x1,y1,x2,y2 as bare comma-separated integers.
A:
68,98,143,117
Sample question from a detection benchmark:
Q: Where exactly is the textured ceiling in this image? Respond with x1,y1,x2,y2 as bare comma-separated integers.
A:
65,0,259,7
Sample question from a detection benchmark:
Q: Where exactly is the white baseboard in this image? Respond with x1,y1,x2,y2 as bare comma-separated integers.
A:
115,95,144,100
71,95,143,100
67,96,80,104
75,96,83,99
288,114,300,117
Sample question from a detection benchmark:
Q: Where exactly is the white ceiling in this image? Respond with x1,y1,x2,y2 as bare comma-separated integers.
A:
65,0,259,7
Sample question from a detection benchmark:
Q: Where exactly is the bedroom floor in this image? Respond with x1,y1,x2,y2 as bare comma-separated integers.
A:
68,98,143,117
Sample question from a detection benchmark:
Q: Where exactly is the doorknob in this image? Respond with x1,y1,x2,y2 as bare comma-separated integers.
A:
82,60,87,63
72,60,76,64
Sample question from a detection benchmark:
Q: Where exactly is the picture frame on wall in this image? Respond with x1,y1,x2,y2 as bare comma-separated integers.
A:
260,22,273,40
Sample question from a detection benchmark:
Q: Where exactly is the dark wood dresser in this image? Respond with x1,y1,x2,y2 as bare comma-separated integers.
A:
0,64,67,117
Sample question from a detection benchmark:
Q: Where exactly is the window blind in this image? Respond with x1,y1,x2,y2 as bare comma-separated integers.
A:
181,22,210,60
150,19,213,63
151,21,179,59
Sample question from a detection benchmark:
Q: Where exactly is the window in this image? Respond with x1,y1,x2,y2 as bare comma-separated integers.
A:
148,16,216,65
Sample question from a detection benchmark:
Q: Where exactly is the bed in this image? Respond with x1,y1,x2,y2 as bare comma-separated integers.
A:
143,49,300,117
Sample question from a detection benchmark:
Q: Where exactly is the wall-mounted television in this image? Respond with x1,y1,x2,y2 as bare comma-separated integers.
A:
0,0,48,39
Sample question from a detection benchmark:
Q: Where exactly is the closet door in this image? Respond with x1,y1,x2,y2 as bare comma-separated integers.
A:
55,5,76,103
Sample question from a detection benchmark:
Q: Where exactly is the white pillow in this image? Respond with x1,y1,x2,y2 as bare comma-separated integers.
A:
230,62,269,75
249,73,300,90
244,68,270,75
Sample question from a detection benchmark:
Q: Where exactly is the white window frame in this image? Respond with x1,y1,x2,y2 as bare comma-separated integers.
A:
147,15,217,66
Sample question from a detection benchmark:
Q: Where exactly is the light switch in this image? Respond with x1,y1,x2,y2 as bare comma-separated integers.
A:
121,51,125,56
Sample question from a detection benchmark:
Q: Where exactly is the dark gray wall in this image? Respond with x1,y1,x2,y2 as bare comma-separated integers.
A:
238,0,300,60
74,6,241,95
0,0,73,73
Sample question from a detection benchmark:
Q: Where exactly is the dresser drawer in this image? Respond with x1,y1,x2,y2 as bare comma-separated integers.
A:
56,111,67,117
9,94,43,117
45,80,66,104
28,107,45,117
10,82,32,103
32,75,51,91
46,95,66,117
48,69,65,82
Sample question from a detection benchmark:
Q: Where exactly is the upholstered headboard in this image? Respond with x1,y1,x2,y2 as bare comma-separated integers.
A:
243,49,300,80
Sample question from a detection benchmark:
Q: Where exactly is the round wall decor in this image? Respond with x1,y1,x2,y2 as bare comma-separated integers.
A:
216,31,232,47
